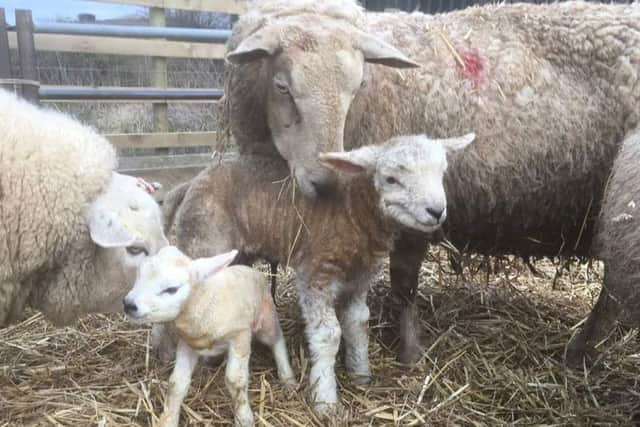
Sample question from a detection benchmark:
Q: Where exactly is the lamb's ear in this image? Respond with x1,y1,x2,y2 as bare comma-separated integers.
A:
226,26,281,64
189,250,239,284
439,132,476,153
355,31,420,68
318,146,379,174
88,207,136,248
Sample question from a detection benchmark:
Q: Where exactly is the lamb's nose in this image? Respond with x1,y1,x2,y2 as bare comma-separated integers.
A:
123,298,138,315
426,207,444,222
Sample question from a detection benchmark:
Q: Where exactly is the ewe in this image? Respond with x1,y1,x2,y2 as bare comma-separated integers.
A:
162,133,474,415
0,89,168,326
222,0,640,363
124,246,295,427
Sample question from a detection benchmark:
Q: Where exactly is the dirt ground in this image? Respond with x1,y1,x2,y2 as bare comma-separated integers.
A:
1,249,639,426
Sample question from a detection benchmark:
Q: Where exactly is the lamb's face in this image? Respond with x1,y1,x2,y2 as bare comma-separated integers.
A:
374,138,451,233
226,16,418,199
123,246,193,323
319,133,475,233
123,246,239,324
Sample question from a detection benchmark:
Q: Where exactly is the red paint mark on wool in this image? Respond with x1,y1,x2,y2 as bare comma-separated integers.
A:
457,50,486,88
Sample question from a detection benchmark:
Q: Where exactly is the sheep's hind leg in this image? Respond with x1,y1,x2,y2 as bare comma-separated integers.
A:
150,323,178,363
566,266,638,366
389,232,429,364
254,298,296,388
338,287,371,385
225,331,254,427
159,340,198,427
0,280,26,326
298,281,341,417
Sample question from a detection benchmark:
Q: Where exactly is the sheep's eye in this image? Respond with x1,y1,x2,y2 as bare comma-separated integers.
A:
126,246,148,256
162,286,179,295
386,176,398,185
274,80,289,95
360,79,367,88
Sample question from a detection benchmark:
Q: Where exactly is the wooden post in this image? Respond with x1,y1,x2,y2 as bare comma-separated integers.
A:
150,6,168,148
15,9,39,103
0,8,11,83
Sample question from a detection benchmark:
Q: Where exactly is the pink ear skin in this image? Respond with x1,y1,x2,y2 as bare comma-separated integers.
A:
136,177,161,194
318,155,366,174
251,296,280,345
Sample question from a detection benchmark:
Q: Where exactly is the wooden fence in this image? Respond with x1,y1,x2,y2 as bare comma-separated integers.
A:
0,0,243,196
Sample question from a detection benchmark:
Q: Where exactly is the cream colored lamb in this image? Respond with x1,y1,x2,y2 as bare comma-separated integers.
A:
124,246,295,427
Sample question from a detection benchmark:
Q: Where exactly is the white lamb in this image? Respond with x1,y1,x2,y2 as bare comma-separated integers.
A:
124,246,296,427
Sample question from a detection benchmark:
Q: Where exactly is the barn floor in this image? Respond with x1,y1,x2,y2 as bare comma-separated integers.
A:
1,249,639,426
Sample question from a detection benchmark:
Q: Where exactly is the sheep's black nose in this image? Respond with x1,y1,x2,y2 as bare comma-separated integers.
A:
426,207,444,222
123,298,138,315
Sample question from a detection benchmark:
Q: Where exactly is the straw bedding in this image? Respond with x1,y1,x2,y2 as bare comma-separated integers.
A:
1,248,639,426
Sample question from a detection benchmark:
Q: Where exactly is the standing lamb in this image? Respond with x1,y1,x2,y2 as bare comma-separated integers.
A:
222,0,640,363
162,132,475,415
123,246,296,427
0,89,169,326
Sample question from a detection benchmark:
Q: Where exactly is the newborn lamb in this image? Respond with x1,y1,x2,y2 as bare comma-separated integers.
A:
124,246,295,427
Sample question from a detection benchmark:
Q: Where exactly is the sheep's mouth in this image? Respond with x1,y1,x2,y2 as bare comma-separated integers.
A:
385,202,441,233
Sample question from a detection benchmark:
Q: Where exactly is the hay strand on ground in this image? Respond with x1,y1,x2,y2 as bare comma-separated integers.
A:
2,249,639,426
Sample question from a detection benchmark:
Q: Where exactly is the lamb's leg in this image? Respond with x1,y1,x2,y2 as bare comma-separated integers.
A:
338,288,371,385
389,232,429,364
254,298,296,388
159,340,198,427
225,331,254,427
298,281,341,416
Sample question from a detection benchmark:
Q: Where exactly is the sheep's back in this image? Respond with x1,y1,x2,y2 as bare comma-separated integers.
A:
346,2,638,257
0,91,116,283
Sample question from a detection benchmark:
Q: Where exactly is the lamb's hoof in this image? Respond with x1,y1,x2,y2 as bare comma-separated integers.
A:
234,406,254,427
157,413,177,427
314,401,343,420
350,373,372,386
397,342,423,366
281,375,298,392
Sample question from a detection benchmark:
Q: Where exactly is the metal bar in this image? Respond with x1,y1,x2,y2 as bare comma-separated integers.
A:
7,22,231,44
0,9,11,80
38,86,224,101
15,9,38,103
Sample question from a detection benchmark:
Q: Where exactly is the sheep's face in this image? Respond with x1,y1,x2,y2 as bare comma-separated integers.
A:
226,16,418,199
82,173,169,317
319,133,476,233
123,247,238,324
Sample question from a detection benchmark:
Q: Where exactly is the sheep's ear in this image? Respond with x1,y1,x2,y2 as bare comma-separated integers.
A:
355,31,420,68
318,146,379,174
226,26,281,64
439,132,476,153
88,207,136,248
189,250,239,284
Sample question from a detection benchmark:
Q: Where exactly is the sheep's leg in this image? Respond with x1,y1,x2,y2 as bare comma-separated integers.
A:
389,232,429,364
159,340,198,427
566,265,639,366
1,280,30,326
225,331,254,427
150,323,178,363
338,288,371,385
298,281,341,416
254,299,296,388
